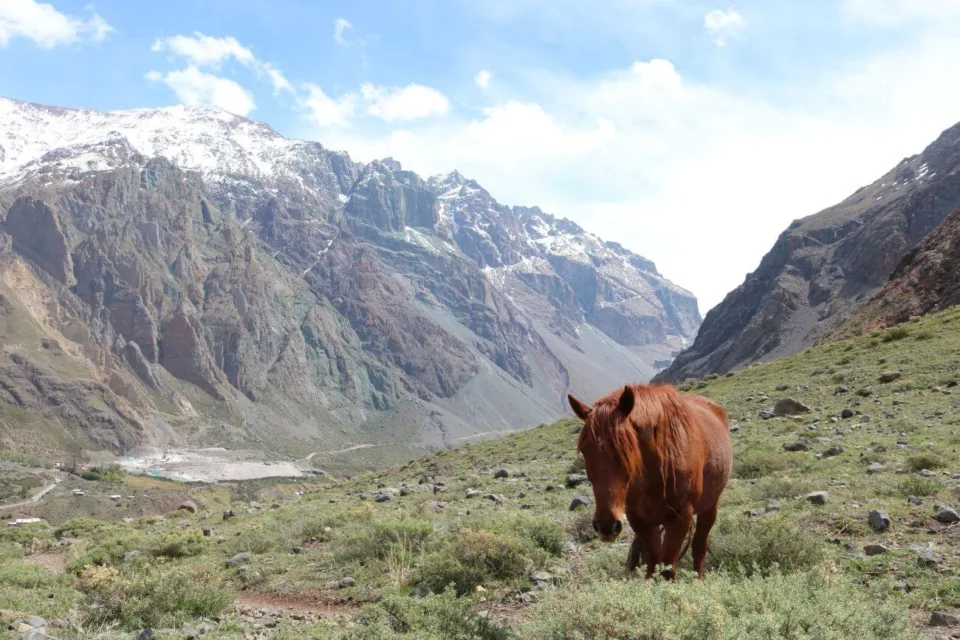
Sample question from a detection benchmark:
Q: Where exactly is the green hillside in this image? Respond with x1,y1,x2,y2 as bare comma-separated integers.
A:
3,307,960,639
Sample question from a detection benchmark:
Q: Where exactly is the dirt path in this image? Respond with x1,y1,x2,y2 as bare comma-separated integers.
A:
235,591,357,618
302,429,511,461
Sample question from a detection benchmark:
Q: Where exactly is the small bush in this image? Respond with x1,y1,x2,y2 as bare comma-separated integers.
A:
733,450,789,479
356,589,508,639
567,455,586,474
339,517,434,562
79,465,124,482
55,518,111,539
750,476,813,501
914,330,935,341
79,563,234,630
897,475,941,497
416,528,535,594
881,326,910,342
518,568,911,639
906,452,947,472
707,516,825,577
567,511,598,543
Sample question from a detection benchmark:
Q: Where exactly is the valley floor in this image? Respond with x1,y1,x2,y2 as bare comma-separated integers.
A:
3,307,960,638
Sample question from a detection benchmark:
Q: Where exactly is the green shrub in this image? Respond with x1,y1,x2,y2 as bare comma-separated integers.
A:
706,516,825,577
79,564,234,630
55,517,111,539
79,465,124,482
416,528,535,594
897,475,941,497
881,326,910,342
906,452,947,472
355,589,508,639
517,568,911,639
733,449,789,479
338,517,434,562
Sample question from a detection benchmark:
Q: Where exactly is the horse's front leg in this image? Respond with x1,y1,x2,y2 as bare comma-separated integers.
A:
637,523,663,579
660,508,694,580
624,511,645,574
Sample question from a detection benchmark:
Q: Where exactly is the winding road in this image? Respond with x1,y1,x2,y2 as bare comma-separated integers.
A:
0,471,62,512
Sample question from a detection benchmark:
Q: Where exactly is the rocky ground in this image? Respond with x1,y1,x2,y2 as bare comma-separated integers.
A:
2,307,960,638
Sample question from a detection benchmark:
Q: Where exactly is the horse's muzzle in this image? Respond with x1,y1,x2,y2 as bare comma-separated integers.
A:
593,518,623,541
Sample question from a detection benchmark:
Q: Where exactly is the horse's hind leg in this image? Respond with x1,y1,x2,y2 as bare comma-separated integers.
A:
692,503,718,578
625,512,646,574
659,510,693,580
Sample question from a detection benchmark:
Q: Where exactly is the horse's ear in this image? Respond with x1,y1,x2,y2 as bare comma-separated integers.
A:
568,394,592,420
618,385,635,415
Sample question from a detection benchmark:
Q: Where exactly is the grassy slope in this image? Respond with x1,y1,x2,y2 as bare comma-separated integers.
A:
2,307,960,638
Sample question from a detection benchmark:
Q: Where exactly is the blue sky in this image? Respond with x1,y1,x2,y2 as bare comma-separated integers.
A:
3,0,960,312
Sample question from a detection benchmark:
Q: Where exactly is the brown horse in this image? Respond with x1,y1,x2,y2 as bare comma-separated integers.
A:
568,383,732,579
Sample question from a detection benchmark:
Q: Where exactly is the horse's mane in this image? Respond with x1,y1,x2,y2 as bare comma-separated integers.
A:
578,384,691,486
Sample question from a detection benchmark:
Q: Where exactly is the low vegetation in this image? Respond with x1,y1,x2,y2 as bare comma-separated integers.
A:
1,306,960,637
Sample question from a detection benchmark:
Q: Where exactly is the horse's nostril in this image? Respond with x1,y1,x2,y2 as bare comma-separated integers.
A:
592,520,599,532
613,521,623,534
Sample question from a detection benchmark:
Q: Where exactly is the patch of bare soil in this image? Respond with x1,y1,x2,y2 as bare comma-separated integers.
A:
235,590,358,619
23,551,67,573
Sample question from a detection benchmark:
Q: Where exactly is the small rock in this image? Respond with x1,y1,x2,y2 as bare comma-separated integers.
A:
908,496,923,506
774,398,811,416
766,500,782,511
466,489,481,498
759,410,775,420
485,493,506,504
518,592,538,604
530,570,557,587
864,544,890,556
182,626,200,639
565,474,589,488
138,630,155,640
399,486,413,496
374,491,393,503
783,439,812,452
934,508,959,524
840,408,854,419
292,546,303,554
746,508,765,517
123,550,142,562
919,469,935,478
227,552,252,567
23,617,46,629
422,501,444,514
729,423,740,433
335,577,355,589
868,510,891,532
569,496,592,511
475,585,487,593
493,469,509,479
878,371,901,383
222,509,236,521
930,611,960,627
866,462,885,474
824,445,844,457
805,491,829,505
916,549,939,567
562,541,578,554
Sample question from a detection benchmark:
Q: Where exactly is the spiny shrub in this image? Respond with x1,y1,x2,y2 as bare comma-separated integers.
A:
906,452,947,472
732,449,789,479
881,326,910,343
416,528,534,595
706,516,825,577
79,564,233,630
517,568,911,639
897,475,941,497
354,589,508,640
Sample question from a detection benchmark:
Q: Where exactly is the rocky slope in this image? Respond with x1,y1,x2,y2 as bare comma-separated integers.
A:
0,97,699,460
834,209,960,336
656,120,960,382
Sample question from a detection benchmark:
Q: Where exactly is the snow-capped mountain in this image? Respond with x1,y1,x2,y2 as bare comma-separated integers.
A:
0,96,699,462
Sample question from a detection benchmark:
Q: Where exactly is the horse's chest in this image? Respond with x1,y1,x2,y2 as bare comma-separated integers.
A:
629,474,695,521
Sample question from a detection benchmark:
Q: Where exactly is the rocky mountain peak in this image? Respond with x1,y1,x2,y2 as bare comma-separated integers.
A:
0,96,699,461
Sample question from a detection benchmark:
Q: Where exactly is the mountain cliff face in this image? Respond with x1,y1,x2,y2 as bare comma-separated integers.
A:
656,120,960,382
835,209,960,336
0,97,699,459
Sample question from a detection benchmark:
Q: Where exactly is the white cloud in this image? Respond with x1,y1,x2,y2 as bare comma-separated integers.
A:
311,30,960,313
301,83,356,127
151,32,293,96
333,18,353,46
0,0,113,48
474,69,492,89
145,66,256,116
361,84,450,121
152,32,254,67
704,8,746,47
